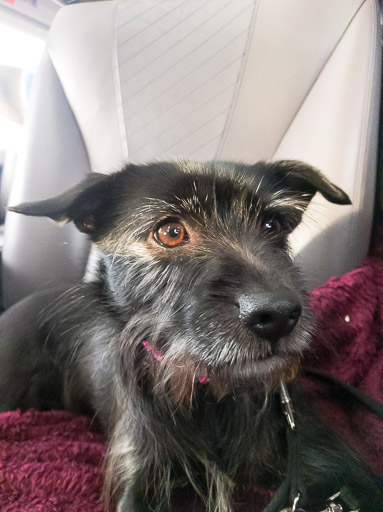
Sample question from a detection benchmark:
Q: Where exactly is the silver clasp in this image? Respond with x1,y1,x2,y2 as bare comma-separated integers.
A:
280,381,295,430
279,493,301,512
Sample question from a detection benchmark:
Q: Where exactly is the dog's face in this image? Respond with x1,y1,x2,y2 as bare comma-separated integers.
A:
10,160,350,400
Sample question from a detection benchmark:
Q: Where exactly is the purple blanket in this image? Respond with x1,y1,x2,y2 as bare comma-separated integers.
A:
1,258,382,511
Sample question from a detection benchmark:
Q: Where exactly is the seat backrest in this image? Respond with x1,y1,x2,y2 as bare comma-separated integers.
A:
2,0,381,308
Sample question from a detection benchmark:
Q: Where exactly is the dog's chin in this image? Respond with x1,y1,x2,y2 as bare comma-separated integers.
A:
142,332,305,402
181,328,308,396
205,353,301,396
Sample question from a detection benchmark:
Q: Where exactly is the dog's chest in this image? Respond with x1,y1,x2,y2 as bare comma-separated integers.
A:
174,390,286,483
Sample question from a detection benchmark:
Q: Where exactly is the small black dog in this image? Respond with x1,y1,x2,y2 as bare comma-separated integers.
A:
0,160,381,511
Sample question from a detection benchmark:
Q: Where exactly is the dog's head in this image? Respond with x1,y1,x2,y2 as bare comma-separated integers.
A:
10,160,350,400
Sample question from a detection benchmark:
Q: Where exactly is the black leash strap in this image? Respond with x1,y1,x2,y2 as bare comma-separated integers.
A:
303,367,383,420
263,383,302,512
263,418,303,512
262,369,383,512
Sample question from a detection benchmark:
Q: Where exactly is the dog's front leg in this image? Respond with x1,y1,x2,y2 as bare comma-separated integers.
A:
117,482,154,512
106,419,173,512
116,474,169,512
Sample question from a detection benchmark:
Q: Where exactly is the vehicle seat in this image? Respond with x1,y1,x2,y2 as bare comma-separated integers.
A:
2,0,381,308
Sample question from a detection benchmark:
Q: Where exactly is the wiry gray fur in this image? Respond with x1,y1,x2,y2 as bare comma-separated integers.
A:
1,160,381,511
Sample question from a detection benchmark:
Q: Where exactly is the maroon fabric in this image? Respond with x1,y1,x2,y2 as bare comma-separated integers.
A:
306,257,383,476
0,410,106,511
1,258,382,511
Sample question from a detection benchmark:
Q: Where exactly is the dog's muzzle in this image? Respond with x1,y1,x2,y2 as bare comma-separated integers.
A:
238,290,302,342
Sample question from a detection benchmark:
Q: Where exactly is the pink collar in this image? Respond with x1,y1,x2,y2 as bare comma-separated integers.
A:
142,341,208,384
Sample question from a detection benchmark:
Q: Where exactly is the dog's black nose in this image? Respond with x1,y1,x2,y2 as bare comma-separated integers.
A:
238,291,302,341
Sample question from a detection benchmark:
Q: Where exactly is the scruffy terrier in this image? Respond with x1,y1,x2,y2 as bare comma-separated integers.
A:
0,160,381,511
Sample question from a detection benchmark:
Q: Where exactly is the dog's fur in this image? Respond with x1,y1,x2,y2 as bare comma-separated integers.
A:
0,160,381,511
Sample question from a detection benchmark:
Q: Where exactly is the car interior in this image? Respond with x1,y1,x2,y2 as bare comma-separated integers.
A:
0,0,382,309
0,0,382,511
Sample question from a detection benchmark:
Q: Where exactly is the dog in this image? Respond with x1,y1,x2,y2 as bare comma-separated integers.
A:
0,159,381,512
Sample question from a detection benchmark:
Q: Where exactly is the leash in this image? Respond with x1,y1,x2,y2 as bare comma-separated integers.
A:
263,369,383,512
303,368,383,419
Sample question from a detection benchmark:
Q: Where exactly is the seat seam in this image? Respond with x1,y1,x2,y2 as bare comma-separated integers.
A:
45,45,92,172
113,0,129,165
347,0,380,266
272,0,367,159
215,0,260,160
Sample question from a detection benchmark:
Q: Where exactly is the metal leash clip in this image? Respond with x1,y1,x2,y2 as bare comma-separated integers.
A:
280,381,295,430
280,493,306,512
322,491,360,512
284,491,361,512
279,489,360,512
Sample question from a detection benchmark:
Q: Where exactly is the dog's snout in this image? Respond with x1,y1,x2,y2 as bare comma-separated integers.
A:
238,291,302,341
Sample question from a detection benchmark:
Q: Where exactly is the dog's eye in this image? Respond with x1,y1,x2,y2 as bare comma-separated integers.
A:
264,218,283,235
153,221,188,248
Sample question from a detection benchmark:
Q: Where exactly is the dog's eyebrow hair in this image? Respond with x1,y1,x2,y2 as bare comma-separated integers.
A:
254,176,264,195
264,192,312,212
140,197,181,209
131,198,183,217
125,179,310,231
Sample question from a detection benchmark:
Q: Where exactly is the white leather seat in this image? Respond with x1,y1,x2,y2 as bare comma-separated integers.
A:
2,0,381,307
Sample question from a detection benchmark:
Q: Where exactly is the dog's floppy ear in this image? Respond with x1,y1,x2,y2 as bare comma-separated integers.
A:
7,173,112,234
265,160,351,205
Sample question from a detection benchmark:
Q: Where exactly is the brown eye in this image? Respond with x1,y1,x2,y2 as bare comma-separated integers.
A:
154,221,188,247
